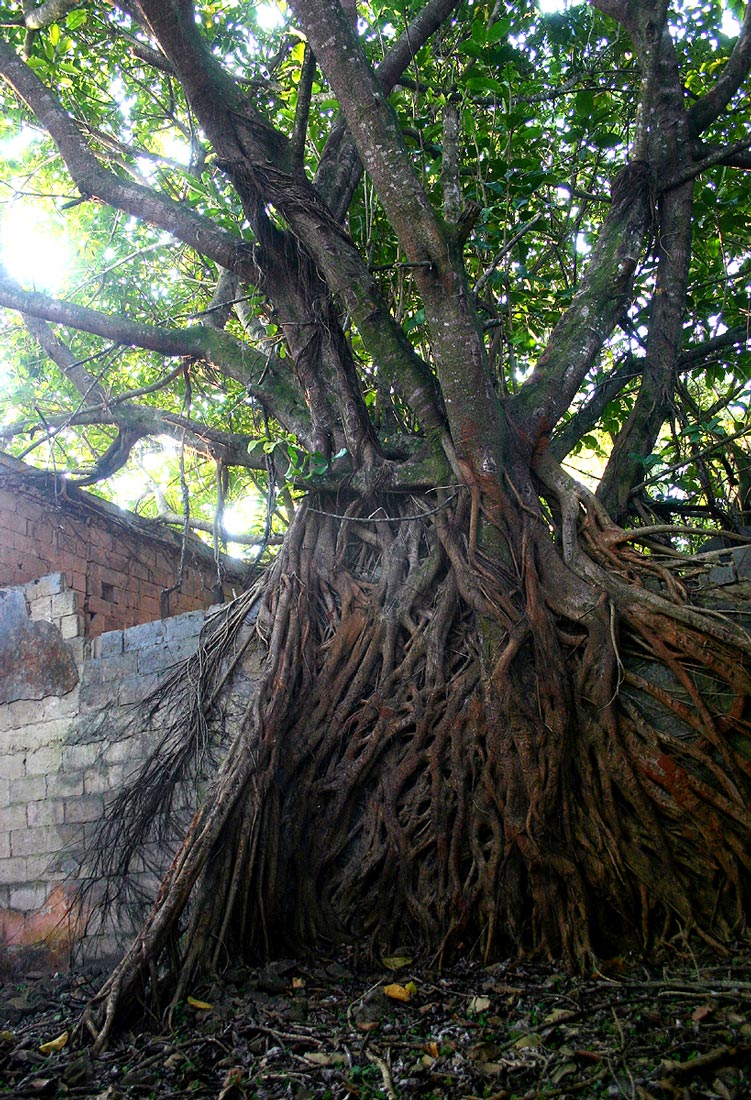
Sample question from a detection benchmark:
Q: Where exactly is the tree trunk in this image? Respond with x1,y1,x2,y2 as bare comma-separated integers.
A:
80,457,751,1050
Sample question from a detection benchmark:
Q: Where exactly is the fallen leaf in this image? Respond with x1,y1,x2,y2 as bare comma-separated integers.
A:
187,996,213,1010
479,1062,504,1076
384,982,412,1002
291,976,305,990
544,1007,572,1023
356,1020,380,1032
304,1051,348,1066
691,1003,716,1023
468,995,491,1015
39,1030,68,1054
381,955,413,970
423,1041,440,1060
1,1030,14,1043
468,1040,503,1063
513,1033,544,1050
551,1061,578,1082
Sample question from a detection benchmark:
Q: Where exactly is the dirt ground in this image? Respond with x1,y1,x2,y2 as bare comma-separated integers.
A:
3,945,751,1099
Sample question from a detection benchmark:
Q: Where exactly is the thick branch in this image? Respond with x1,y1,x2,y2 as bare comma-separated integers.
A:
22,0,76,30
689,2,751,135
663,136,751,190
597,178,695,521
2,402,269,478
0,38,262,283
290,0,503,468
0,273,313,445
21,314,108,405
134,0,446,445
510,162,652,450
549,354,640,462
678,325,751,370
314,0,459,219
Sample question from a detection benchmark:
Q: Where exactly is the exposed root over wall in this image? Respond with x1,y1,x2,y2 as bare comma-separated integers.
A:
79,479,751,1050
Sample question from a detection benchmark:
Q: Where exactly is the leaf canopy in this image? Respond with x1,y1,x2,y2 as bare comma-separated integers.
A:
0,0,750,552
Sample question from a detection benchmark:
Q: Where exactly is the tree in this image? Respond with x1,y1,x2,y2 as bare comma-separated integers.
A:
2,0,751,1049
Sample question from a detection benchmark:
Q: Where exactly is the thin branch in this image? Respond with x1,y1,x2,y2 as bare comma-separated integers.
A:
475,213,543,297
129,41,174,75
549,354,641,461
154,509,281,546
98,363,186,405
630,424,751,493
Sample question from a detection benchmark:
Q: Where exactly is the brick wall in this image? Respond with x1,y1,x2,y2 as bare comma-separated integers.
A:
0,571,259,970
0,453,246,637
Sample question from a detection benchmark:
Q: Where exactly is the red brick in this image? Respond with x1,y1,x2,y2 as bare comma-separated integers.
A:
107,552,130,574
30,522,55,547
21,498,44,520
4,509,28,535
19,555,49,577
86,596,110,617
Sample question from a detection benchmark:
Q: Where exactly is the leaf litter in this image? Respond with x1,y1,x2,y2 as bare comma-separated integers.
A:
2,947,751,1098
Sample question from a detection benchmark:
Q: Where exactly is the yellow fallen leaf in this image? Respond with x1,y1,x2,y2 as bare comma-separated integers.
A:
381,955,413,970
187,996,213,1010
468,1040,503,1063
423,1041,439,1060
468,995,491,1015
383,982,412,1002
513,1033,544,1050
544,1008,572,1023
304,1051,347,1066
1,1030,14,1043
39,1031,68,1054
404,980,417,996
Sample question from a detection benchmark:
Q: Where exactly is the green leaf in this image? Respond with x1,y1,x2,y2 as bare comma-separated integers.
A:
66,10,88,30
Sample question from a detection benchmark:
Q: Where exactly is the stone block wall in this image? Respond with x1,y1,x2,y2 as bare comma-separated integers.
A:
0,452,246,637
0,572,215,969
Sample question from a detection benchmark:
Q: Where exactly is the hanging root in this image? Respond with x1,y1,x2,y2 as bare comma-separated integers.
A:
78,483,751,1049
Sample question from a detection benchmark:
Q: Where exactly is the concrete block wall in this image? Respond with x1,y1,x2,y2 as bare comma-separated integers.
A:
0,572,212,968
0,453,245,637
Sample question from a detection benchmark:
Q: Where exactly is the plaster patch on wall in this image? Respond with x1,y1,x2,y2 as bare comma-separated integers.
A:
0,588,79,703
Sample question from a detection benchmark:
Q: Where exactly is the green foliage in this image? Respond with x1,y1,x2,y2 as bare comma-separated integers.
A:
1,0,750,545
